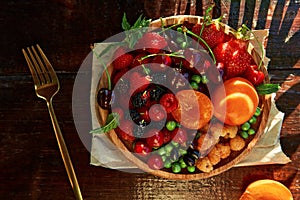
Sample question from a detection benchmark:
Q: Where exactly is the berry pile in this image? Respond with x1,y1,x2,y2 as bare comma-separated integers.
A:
94,11,278,175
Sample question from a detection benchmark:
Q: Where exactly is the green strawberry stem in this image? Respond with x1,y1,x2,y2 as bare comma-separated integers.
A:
185,28,216,64
91,47,112,90
90,112,120,134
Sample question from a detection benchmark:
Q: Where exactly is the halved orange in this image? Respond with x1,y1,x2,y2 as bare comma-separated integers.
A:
172,90,213,130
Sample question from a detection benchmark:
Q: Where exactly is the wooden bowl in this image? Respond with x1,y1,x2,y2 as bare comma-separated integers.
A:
94,15,271,180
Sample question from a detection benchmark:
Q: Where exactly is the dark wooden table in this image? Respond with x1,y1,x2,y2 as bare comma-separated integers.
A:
0,1,299,199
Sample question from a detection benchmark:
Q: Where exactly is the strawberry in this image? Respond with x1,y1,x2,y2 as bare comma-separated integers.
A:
213,39,254,79
192,23,225,49
116,119,135,142
243,65,265,86
129,72,151,94
134,32,168,54
112,47,134,70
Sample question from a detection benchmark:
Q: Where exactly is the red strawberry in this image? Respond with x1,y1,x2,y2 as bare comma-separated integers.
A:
134,32,168,54
213,39,254,79
192,23,225,49
244,65,265,86
116,120,135,142
129,72,151,94
112,47,134,70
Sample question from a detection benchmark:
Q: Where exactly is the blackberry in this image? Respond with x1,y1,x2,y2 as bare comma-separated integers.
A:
131,91,148,108
130,109,140,122
130,109,149,127
149,86,166,101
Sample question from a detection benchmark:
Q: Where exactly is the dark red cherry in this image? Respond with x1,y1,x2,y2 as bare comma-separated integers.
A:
97,88,114,110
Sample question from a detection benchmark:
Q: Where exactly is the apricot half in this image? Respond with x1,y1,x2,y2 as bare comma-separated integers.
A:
212,77,259,126
240,179,293,200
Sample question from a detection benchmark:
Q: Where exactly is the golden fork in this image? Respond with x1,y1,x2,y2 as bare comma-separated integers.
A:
22,44,83,200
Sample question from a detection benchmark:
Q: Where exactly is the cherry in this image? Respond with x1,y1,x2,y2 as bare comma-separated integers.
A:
97,88,114,110
146,129,164,148
149,104,167,122
159,93,178,113
134,140,151,157
147,154,164,170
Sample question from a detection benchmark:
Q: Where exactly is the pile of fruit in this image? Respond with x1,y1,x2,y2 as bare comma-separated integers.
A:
93,12,279,175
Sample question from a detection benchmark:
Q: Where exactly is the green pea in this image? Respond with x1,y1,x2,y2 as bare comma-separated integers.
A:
157,147,166,155
191,74,202,84
187,166,196,173
190,81,199,90
254,107,261,117
161,155,167,162
248,128,256,135
176,37,184,44
181,41,188,49
166,121,177,131
249,116,257,124
180,161,187,169
178,149,187,156
201,75,209,84
171,141,179,148
164,159,172,168
172,162,181,173
165,144,173,154
242,122,251,131
240,131,249,139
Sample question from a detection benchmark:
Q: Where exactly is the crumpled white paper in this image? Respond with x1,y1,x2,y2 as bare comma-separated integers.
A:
90,30,291,170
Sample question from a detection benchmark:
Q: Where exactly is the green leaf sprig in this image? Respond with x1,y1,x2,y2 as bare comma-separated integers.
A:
90,112,120,134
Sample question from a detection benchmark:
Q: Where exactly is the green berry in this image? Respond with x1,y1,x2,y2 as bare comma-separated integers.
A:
201,75,209,84
176,37,184,43
187,166,196,173
240,131,249,139
180,159,187,168
242,122,251,131
249,116,257,124
248,128,256,135
172,162,181,173
190,81,199,90
191,74,202,84
166,121,177,131
254,107,261,117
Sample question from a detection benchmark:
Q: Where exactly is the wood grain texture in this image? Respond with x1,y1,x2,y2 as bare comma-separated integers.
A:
0,0,299,199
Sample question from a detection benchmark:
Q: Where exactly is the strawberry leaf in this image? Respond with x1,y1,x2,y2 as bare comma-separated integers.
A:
122,13,131,31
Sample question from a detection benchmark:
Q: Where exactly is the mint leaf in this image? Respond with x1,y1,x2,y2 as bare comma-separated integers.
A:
256,83,280,95
90,112,119,134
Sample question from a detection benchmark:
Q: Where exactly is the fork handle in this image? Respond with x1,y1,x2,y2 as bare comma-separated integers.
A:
47,100,83,200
